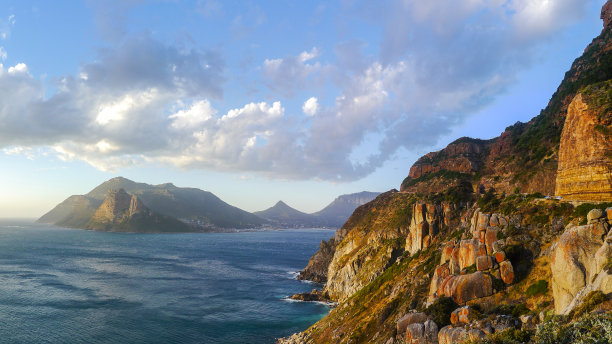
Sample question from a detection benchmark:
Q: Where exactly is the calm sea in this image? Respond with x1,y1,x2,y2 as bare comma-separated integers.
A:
0,220,334,344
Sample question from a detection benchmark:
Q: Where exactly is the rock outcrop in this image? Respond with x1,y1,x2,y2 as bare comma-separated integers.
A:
429,210,514,305
406,203,455,255
555,87,612,202
407,139,488,180
551,208,612,314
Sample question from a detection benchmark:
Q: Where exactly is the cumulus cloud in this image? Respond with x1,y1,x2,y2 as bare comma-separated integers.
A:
302,97,319,116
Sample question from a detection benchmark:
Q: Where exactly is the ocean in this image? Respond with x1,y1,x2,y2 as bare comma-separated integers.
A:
0,220,334,343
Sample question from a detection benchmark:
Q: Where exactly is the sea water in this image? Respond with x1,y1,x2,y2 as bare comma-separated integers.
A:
0,220,334,343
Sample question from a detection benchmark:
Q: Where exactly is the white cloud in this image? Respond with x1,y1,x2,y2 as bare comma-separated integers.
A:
8,63,28,75
169,100,217,129
0,47,6,61
302,97,319,116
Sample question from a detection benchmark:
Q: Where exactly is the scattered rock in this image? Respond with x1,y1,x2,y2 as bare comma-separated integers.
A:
588,209,605,223
499,261,515,284
494,251,506,263
476,255,494,271
450,306,477,325
397,312,430,337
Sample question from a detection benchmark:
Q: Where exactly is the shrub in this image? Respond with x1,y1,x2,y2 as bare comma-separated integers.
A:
534,313,612,344
479,328,532,344
424,297,459,327
526,280,549,297
490,303,530,318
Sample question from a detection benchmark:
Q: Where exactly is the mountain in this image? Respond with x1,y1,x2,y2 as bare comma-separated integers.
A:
280,4,612,344
312,191,380,227
85,189,191,233
254,201,315,227
39,177,266,231
254,192,380,228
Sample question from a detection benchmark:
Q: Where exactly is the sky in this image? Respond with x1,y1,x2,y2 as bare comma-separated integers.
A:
0,0,607,218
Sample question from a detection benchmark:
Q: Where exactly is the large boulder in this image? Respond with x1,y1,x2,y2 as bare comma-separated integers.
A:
404,320,438,344
438,272,494,305
438,326,486,344
551,220,612,314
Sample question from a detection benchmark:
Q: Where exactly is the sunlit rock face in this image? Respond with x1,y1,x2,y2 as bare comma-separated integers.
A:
555,91,612,202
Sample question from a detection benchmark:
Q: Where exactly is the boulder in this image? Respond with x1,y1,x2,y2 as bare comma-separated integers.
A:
439,272,494,305
404,320,438,344
458,239,487,270
551,222,611,313
450,306,477,325
397,312,430,337
588,208,605,223
438,326,485,344
476,255,494,271
499,260,515,284
607,207,612,223
494,251,506,263
484,228,500,254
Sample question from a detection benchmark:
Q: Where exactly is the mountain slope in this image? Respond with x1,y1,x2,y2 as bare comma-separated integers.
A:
39,177,266,229
86,189,191,233
254,201,315,227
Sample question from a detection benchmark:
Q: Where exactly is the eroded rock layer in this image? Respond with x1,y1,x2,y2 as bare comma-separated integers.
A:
555,88,612,202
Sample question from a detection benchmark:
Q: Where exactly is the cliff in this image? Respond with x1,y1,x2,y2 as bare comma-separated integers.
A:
555,81,612,202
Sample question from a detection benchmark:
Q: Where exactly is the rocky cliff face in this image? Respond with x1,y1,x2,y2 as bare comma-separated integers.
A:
555,84,612,202
323,191,416,301
408,140,489,180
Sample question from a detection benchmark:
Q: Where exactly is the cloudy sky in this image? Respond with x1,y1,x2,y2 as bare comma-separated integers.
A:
0,0,606,217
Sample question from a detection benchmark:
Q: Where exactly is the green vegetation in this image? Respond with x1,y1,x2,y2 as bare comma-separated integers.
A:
475,329,532,344
526,280,549,297
424,297,459,327
573,202,612,224
534,313,612,344
569,291,608,319
477,189,501,212
490,303,530,318
402,170,472,189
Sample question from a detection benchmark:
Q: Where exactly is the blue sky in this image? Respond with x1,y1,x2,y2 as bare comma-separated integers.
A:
0,0,606,217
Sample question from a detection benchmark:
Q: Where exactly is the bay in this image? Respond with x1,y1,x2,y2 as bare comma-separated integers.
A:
0,220,333,344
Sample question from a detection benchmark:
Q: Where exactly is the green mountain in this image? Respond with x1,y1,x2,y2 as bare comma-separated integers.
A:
39,177,266,230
